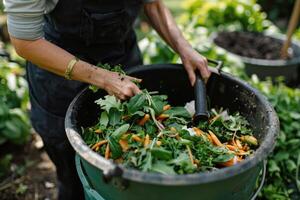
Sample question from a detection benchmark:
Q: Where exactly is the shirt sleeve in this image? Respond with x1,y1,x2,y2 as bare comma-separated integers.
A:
3,0,47,40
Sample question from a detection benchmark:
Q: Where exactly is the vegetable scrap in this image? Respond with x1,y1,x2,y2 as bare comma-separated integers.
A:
82,90,258,175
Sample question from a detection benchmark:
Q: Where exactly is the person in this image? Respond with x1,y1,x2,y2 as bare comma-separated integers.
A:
4,0,210,199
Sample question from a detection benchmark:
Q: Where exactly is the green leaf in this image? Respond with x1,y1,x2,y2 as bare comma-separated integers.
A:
151,162,176,175
145,121,157,135
164,107,192,119
151,95,167,114
95,95,121,113
127,93,147,114
108,108,121,126
2,118,22,139
168,153,196,173
99,111,109,128
132,111,145,117
213,154,235,163
268,160,280,173
274,151,289,162
142,151,152,172
290,112,300,120
108,137,122,159
151,147,172,161
111,124,130,140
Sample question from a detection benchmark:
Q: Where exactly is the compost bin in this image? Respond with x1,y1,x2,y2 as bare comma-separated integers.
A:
65,64,279,200
213,31,300,87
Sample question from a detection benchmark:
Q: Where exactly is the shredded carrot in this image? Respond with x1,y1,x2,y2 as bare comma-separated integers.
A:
163,104,171,111
105,143,110,159
235,139,243,149
132,135,143,143
209,131,223,146
144,134,150,147
206,134,213,143
156,141,162,146
104,144,110,159
119,139,129,152
193,127,204,136
219,156,238,167
157,114,169,121
243,144,250,151
186,145,194,164
138,114,150,126
94,129,102,134
95,146,100,152
226,144,238,151
91,140,108,150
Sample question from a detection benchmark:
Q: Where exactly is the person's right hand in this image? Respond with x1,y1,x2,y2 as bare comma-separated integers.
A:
102,71,142,100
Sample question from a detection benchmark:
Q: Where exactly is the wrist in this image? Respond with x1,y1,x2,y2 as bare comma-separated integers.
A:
72,60,107,89
176,40,193,58
89,66,109,89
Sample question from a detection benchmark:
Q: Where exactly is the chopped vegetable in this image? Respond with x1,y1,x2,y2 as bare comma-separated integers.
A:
82,90,257,174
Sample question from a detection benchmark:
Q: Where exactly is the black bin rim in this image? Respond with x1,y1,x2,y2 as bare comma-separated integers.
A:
65,64,279,185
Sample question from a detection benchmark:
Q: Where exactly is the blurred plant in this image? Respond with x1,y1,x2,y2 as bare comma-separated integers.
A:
0,58,30,145
250,76,300,200
0,58,30,178
180,0,271,32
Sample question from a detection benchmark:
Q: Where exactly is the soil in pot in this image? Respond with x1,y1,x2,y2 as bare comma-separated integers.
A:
214,31,293,60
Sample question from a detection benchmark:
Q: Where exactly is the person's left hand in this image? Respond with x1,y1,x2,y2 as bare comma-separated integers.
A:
179,47,211,86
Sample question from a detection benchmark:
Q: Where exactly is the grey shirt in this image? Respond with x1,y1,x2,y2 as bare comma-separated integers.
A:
4,0,156,40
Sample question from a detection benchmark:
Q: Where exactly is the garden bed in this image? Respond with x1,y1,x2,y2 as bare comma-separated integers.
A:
0,134,57,200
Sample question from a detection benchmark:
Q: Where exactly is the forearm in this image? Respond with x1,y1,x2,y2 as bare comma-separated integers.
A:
143,0,191,54
11,37,106,87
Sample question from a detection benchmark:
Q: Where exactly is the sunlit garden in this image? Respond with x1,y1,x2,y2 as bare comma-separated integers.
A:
1,0,300,199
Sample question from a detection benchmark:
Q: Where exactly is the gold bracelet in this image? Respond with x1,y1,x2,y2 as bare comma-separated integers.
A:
65,57,79,80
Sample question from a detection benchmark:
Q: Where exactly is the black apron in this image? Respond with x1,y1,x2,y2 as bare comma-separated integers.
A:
26,0,144,199
27,0,143,143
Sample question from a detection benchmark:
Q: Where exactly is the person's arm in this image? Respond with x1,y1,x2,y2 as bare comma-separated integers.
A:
4,0,140,100
143,0,211,85
10,37,141,100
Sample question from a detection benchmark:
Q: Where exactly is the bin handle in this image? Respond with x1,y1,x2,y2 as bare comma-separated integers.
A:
207,58,224,72
250,160,267,200
75,155,106,200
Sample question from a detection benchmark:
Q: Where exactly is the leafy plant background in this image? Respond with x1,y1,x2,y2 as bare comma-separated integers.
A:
0,0,299,199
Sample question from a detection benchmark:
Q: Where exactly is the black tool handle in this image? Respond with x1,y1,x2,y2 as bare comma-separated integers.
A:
194,73,209,123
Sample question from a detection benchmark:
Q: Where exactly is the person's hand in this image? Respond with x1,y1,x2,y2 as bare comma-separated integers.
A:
102,71,142,100
179,47,211,86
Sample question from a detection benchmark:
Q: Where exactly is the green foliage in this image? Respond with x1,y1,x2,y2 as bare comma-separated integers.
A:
0,59,30,145
180,0,271,32
250,77,300,199
0,59,30,178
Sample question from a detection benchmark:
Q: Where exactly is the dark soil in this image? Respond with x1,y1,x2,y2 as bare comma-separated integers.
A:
0,133,57,200
214,31,293,60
